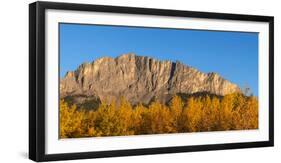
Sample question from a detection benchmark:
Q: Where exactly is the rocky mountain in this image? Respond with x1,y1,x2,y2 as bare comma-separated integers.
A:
60,53,240,106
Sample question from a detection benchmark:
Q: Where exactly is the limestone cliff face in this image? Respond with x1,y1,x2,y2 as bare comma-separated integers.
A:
60,53,240,104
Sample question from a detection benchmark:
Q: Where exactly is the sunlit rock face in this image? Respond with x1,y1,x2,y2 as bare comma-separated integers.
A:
60,53,240,105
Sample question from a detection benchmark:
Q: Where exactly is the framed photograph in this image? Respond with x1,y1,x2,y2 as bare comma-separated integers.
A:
29,1,274,162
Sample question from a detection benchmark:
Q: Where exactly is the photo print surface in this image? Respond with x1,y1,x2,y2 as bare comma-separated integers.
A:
59,23,259,138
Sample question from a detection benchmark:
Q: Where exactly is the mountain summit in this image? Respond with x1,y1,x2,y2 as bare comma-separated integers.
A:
60,53,240,105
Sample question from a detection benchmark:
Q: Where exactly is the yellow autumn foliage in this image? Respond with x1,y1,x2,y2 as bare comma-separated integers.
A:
60,93,258,138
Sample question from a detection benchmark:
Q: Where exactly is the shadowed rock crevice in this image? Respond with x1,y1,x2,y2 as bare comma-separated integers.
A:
167,62,177,91
169,62,177,83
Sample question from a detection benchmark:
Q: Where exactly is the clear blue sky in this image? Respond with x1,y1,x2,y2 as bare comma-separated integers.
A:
60,23,258,96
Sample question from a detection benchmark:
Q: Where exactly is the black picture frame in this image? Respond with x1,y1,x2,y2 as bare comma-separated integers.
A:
29,1,274,162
